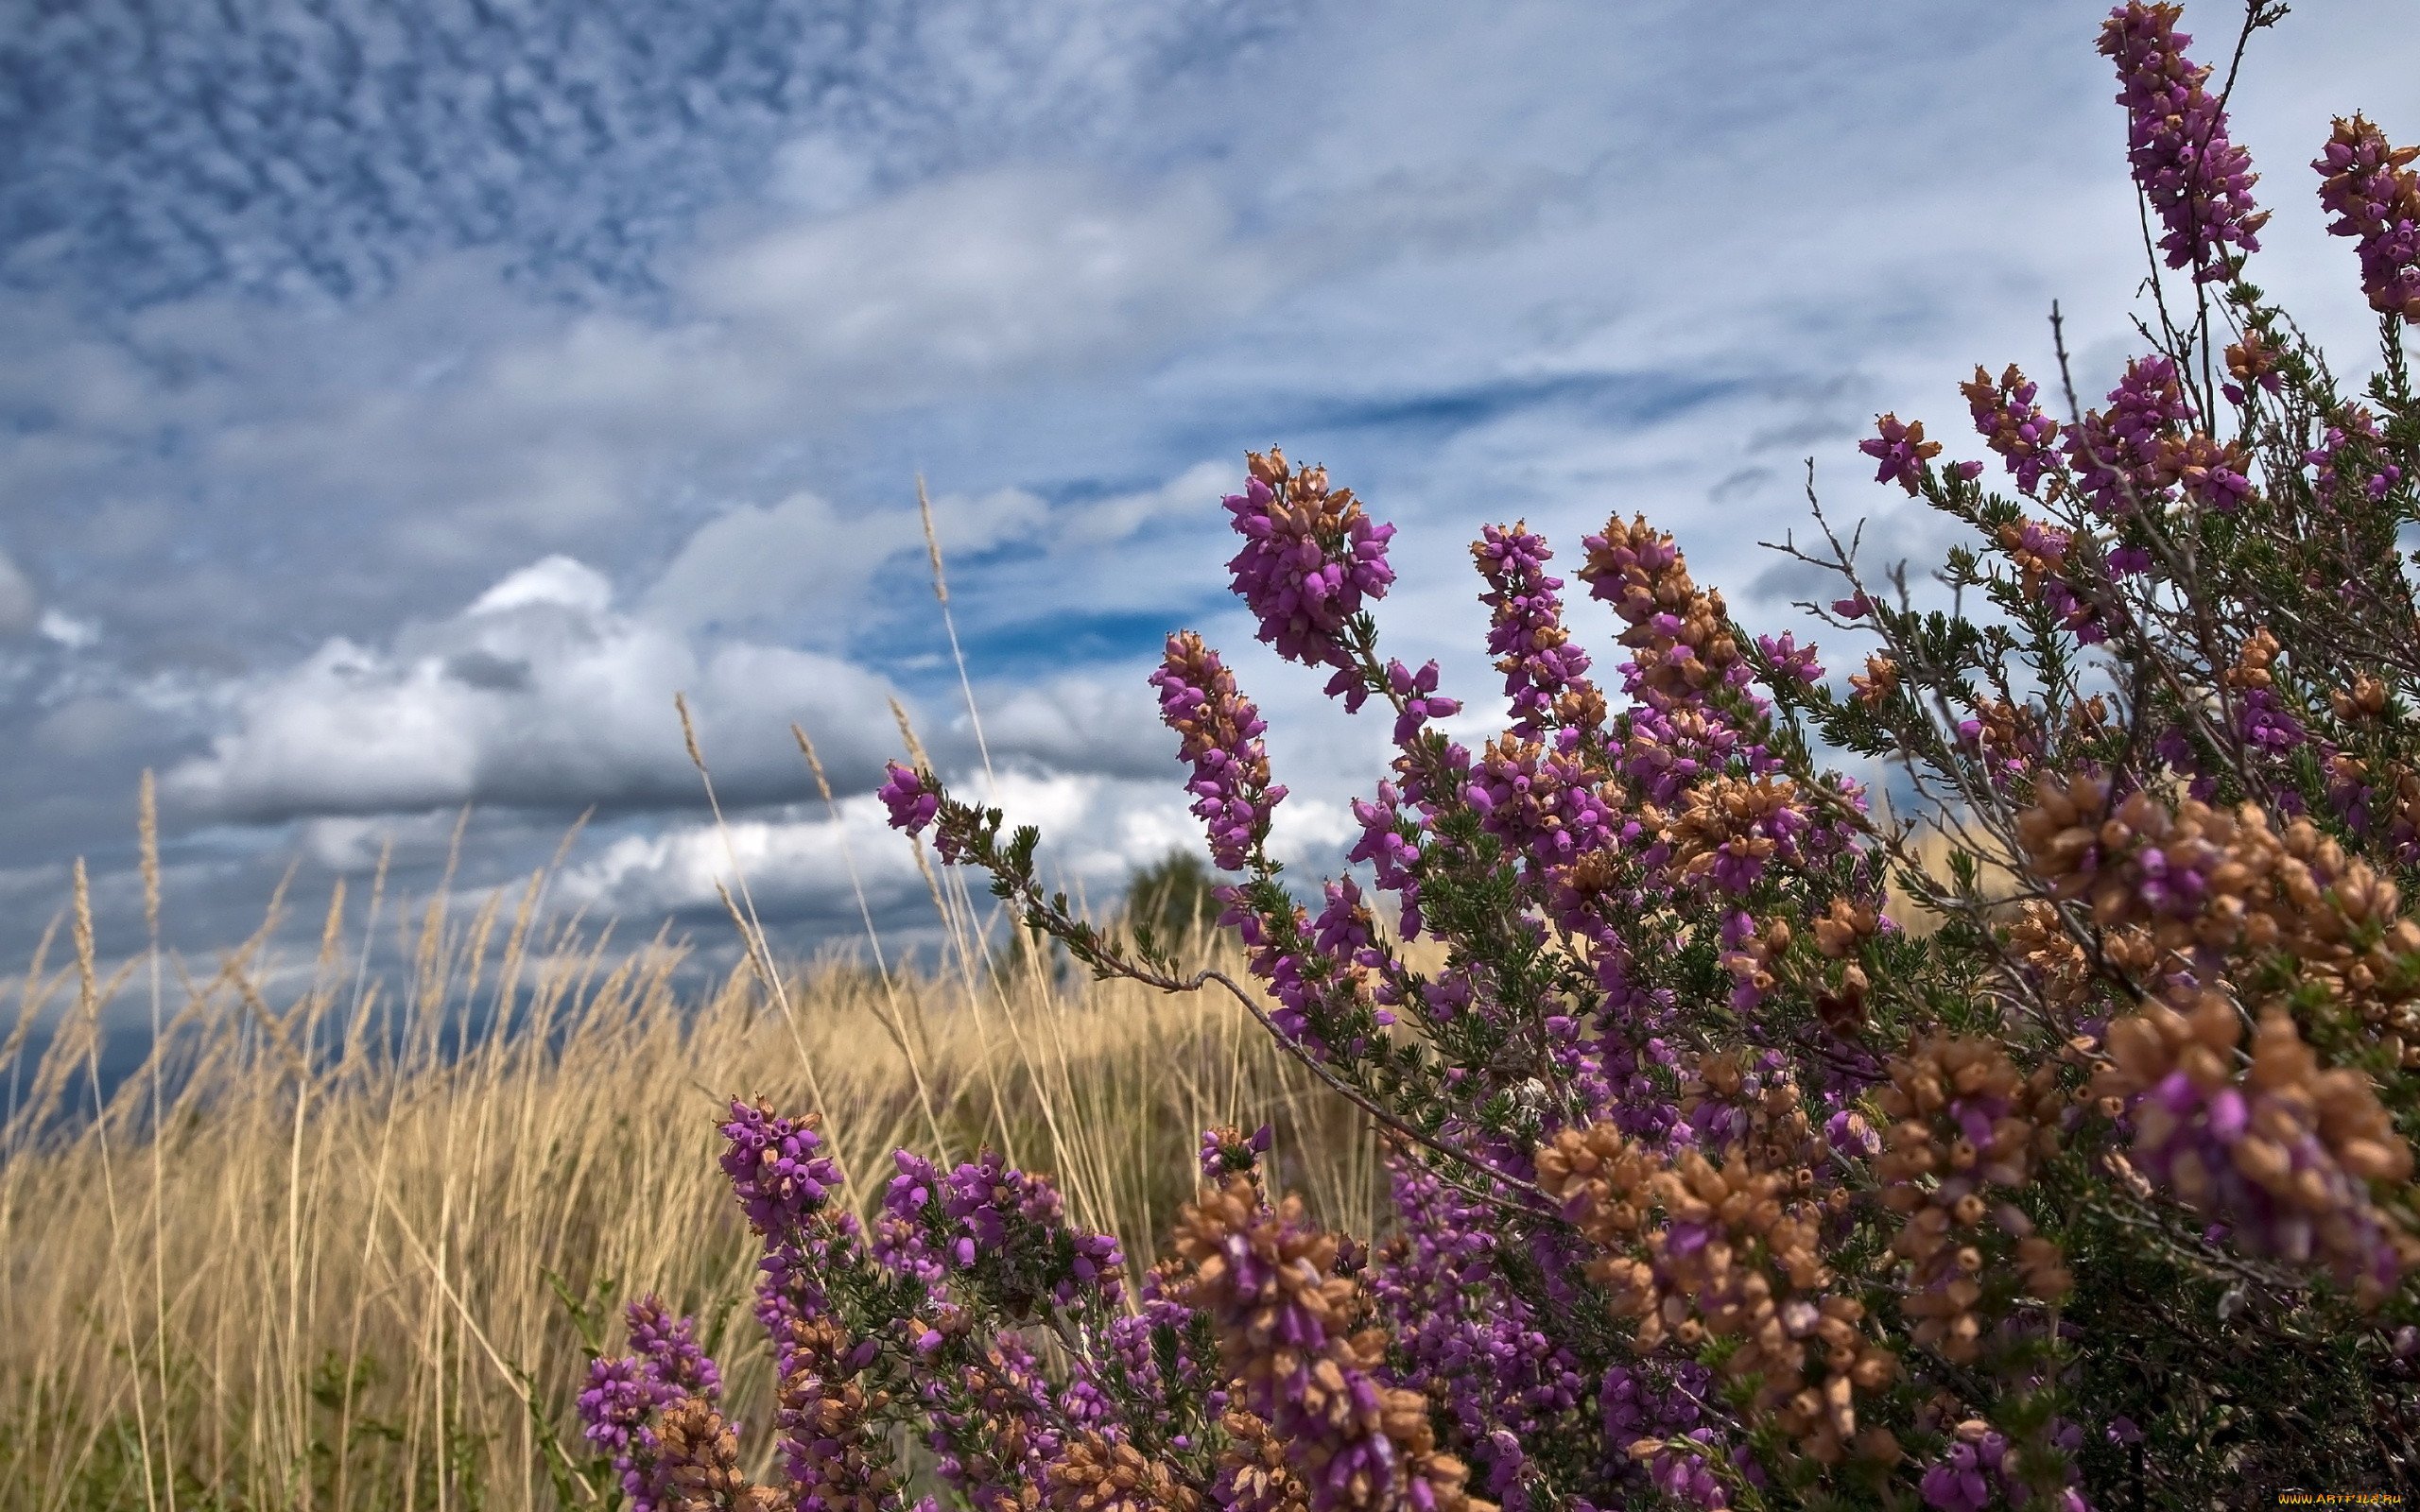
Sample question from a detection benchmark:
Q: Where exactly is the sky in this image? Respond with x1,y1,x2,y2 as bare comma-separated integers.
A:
3,0,2417,996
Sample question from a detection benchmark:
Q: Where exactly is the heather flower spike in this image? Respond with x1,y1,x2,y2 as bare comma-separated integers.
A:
1223,448,1396,673
2315,112,2420,321
1150,631,1287,871
2100,2,2269,281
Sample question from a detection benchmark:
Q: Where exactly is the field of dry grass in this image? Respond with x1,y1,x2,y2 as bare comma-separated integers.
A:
0,832,1382,1512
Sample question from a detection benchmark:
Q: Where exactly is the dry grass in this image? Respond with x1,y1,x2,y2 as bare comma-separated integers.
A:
0,845,1381,1512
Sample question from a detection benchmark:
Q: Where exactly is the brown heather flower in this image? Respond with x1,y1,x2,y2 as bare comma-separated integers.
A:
2226,329,2283,393
1578,515,1743,705
2097,986,2419,1300
2020,773,2420,1052
2330,674,2390,721
1872,1035,2071,1364
1814,897,1883,958
778,1314,904,1512
1216,1410,1309,1512
1716,913,1791,1009
657,1397,784,1512
1173,1179,1487,1512
2003,900,2099,1014
2221,627,2281,692
1538,1124,1898,1468
1850,654,1898,708
1668,775,1801,889
1046,1433,1201,1512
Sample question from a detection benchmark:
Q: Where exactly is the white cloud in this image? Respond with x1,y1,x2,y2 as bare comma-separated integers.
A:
166,550,908,822
38,608,97,649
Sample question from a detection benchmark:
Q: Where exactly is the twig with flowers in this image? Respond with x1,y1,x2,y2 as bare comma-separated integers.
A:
570,6,2420,1508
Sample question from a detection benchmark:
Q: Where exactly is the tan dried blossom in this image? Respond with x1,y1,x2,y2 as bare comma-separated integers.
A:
2221,627,2281,692
2003,901,2099,1014
1581,515,1742,703
1538,1125,1898,1468
655,1398,785,1512
1669,776,1801,887
2018,775,2420,1044
2330,675,2390,721
1173,1180,1488,1512
2096,986,2419,1301
1814,898,1884,958
1247,449,1371,548
1850,654,1899,708
1046,1433,1201,1512
1871,1035,2070,1363
2225,330,2281,391
1217,1411,1309,1512
1719,914,1791,1005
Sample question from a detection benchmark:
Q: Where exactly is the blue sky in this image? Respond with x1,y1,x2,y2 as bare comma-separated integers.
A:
3,0,2416,975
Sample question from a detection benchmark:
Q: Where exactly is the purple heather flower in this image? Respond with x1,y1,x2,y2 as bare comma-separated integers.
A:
719,1097,843,1237
2100,3,2269,282
1859,413,1944,495
1385,659,1461,745
626,1297,722,1404
1472,523,1599,737
2066,354,2195,519
1151,631,1287,871
878,761,940,836
1962,364,2062,495
1754,632,1824,686
1200,1123,1274,1183
1223,449,1396,671
1349,782,1426,937
2316,113,2420,321
578,1356,666,1510
2307,407,2403,508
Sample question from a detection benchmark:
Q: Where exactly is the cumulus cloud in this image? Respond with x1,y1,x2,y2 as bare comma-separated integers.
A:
167,553,907,823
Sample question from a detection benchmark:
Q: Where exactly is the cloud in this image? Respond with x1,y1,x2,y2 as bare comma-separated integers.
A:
166,553,908,823
0,550,34,635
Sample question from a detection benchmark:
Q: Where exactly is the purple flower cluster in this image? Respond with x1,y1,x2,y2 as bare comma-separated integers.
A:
1200,1123,1273,1184
2065,355,2195,519
1223,448,1397,674
577,1297,727,1512
1472,524,1598,739
2306,406,2404,508
2099,2,2268,281
1374,1158,1589,1512
1465,737,1620,869
1151,631,1287,871
1962,365,2062,497
2315,113,2420,321
879,761,940,837
1230,883,1393,1061
1601,1363,1727,1509
1349,782,1428,938
627,1296,723,1403
1754,632,1824,688
1383,659,1461,744
1859,413,1959,495
880,1148,1125,1314
720,1096,845,1237
1918,1420,2087,1512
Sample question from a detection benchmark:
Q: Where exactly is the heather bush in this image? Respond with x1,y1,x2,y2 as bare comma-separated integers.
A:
580,6,2420,1506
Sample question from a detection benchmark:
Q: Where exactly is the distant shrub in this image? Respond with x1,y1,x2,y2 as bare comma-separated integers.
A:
581,6,2420,1507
